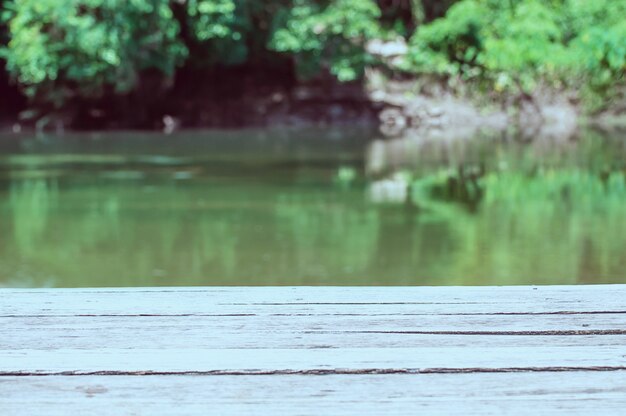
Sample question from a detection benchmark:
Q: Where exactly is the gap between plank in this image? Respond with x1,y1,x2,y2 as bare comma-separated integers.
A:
2,310,625,318
4,367,626,376
317,330,626,336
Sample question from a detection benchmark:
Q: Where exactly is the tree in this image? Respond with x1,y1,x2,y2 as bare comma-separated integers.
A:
402,0,626,109
2,0,186,109
269,0,382,81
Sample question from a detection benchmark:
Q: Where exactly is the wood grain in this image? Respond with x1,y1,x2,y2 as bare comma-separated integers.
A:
2,286,625,316
1,285,625,414
3,373,626,415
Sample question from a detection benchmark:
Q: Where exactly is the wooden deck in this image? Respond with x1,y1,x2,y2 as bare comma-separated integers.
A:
1,285,626,415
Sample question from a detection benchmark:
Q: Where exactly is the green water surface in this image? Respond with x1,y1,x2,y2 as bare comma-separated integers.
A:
1,128,625,287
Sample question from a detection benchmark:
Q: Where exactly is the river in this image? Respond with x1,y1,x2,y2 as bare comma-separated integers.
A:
1,127,624,287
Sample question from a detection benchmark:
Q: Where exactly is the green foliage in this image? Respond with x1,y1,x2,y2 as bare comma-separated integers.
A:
1,0,186,106
0,0,388,108
184,0,250,65
269,0,381,81
187,0,238,42
402,0,486,76
0,0,623,112
404,0,626,106
572,23,626,82
556,0,626,90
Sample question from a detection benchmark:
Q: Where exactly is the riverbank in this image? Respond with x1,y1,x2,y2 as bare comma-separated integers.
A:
1,68,625,137
2,0,624,137
366,69,626,142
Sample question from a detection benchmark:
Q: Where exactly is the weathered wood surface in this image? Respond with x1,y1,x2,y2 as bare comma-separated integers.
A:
1,285,625,415
3,373,626,416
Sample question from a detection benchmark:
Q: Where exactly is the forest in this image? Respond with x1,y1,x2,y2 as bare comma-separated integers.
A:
0,0,625,128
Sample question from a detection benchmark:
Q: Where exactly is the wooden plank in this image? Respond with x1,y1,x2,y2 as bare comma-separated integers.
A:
2,285,626,415
2,286,625,316
3,346,626,374
2,286,625,354
1,286,625,373
2,314,626,350
2,372,626,416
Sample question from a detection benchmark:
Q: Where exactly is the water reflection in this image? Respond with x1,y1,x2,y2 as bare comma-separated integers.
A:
0,128,625,287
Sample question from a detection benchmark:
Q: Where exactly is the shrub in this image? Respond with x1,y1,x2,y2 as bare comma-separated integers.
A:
269,0,382,81
403,0,626,107
1,0,186,107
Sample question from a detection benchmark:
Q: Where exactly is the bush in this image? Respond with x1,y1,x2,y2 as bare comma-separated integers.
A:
269,0,382,81
183,0,254,66
403,0,626,107
0,0,623,113
0,0,388,109
1,0,186,107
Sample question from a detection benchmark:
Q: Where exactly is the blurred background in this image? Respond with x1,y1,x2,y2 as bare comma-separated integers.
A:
0,0,625,287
